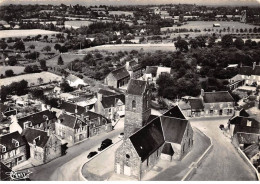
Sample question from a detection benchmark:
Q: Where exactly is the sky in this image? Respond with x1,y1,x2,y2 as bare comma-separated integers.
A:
0,0,260,6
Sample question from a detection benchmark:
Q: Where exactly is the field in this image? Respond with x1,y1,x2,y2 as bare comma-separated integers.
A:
0,66,25,75
64,21,93,29
0,71,62,86
0,29,61,39
161,21,260,32
79,43,176,53
108,11,134,17
46,54,85,67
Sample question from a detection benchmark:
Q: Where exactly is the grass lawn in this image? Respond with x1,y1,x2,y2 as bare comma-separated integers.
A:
0,66,25,76
0,71,62,86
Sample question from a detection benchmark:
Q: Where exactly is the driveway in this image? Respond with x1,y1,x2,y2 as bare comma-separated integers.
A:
190,117,257,181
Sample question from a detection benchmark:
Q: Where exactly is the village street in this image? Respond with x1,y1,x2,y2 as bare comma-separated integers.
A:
25,118,125,181
190,117,257,181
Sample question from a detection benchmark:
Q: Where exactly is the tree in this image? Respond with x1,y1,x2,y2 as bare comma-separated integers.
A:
221,34,233,48
174,38,189,52
24,65,34,73
37,77,43,85
28,44,35,49
57,56,64,65
234,37,244,49
39,59,47,70
60,80,73,92
54,43,61,51
13,40,25,51
43,35,48,41
5,69,14,77
42,45,51,53
7,57,17,66
0,41,8,51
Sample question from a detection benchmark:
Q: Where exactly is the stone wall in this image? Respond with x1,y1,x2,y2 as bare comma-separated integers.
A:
44,135,62,163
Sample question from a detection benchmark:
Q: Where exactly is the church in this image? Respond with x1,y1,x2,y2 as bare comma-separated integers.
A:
114,79,193,180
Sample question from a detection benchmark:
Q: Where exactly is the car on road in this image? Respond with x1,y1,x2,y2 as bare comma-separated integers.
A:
118,133,124,139
87,151,98,159
219,124,224,130
98,139,113,151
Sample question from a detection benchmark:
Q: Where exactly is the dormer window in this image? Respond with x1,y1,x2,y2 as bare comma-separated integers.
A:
247,120,252,127
1,145,6,153
12,139,19,147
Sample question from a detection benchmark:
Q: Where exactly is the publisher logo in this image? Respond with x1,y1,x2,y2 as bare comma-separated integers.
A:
6,170,32,180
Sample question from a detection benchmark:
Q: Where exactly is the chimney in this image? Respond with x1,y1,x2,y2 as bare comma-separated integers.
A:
201,89,205,97
97,93,102,102
47,129,50,136
125,61,130,71
253,62,256,70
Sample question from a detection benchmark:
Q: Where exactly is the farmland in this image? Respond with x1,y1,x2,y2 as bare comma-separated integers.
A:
78,43,176,53
0,29,61,39
46,54,85,67
108,11,134,17
0,66,25,75
161,21,260,32
0,71,62,86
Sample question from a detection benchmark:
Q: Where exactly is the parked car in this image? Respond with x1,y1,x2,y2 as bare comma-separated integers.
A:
87,151,98,159
98,139,113,151
219,124,224,130
118,133,124,139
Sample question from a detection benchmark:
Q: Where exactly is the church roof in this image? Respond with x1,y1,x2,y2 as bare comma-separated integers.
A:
161,142,174,156
129,117,164,162
163,106,186,120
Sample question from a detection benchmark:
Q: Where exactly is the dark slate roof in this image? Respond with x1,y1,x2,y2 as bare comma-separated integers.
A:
129,117,164,162
22,128,49,148
239,66,253,75
146,66,158,77
189,99,204,110
98,89,117,96
58,113,86,129
59,101,86,115
111,67,130,80
244,144,260,159
253,65,260,76
239,109,250,117
163,106,186,120
0,131,27,154
17,110,57,129
235,132,260,144
1,162,12,181
146,114,159,124
161,143,174,156
230,116,260,134
127,79,148,96
160,116,188,144
0,103,9,113
128,60,142,71
101,94,125,108
203,91,234,103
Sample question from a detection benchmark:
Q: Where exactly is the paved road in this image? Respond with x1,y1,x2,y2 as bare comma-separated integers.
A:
26,123,124,181
190,117,257,181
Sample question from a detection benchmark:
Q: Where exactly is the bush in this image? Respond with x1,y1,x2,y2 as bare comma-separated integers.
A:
5,69,14,77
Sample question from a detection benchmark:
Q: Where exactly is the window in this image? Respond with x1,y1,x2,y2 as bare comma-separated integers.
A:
2,147,6,153
247,120,252,127
132,100,136,110
126,154,130,159
15,142,19,147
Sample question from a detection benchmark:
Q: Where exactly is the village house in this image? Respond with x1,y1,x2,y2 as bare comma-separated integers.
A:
0,131,29,168
114,79,193,180
144,66,172,82
10,110,57,134
178,97,204,117
0,103,17,118
55,113,88,144
104,60,144,88
65,74,87,88
22,128,62,164
200,90,235,116
228,116,260,137
52,100,87,117
55,111,112,144
229,62,260,88
94,89,125,120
